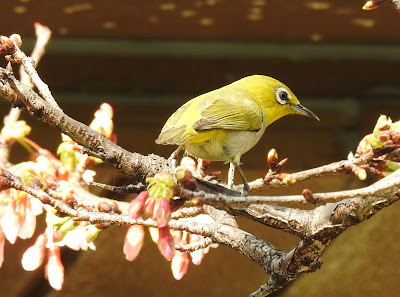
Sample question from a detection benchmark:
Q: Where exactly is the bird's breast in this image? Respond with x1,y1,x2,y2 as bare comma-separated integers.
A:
183,126,266,164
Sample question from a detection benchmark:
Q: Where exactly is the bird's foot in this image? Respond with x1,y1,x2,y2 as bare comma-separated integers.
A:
241,183,250,197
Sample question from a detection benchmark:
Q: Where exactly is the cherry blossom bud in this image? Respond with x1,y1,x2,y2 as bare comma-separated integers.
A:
176,168,197,190
171,251,189,280
128,191,148,220
180,157,197,173
0,175,12,191
158,226,175,261
378,130,390,142
353,166,367,181
148,227,159,243
267,148,278,168
362,0,382,10
154,172,175,188
279,173,296,185
90,103,114,139
22,233,47,271
276,158,288,169
141,198,156,220
368,135,385,149
1,36,14,50
175,167,187,181
155,198,171,228
97,202,112,213
391,120,400,132
0,120,31,142
189,196,204,207
373,115,391,137
45,246,64,290
390,130,400,143
302,189,315,204
9,34,22,47
123,225,145,261
357,137,372,155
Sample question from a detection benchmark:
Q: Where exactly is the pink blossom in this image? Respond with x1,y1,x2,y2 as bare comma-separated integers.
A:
0,189,42,245
123,225,145,261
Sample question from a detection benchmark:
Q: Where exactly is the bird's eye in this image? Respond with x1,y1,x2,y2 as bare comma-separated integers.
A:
279,91,288,100
275,87,289,105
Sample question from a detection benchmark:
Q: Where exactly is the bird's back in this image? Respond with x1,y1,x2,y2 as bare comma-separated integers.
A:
155,83,263,147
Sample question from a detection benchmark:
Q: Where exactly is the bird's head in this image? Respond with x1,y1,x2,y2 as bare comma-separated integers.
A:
235,75,319,125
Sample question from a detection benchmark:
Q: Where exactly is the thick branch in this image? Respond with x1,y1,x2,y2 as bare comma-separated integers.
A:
0,69,170,182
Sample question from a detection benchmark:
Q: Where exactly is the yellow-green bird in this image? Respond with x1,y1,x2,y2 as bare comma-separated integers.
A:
156,75,319,195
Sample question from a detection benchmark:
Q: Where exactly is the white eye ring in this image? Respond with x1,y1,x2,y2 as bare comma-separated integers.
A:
275,87,289,105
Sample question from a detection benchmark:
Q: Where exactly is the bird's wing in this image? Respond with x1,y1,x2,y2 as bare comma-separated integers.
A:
155,100,193,145
155,91,264,145
193,95,263,131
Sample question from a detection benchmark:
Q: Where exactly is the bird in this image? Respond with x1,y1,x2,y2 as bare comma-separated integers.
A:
155,75,319,196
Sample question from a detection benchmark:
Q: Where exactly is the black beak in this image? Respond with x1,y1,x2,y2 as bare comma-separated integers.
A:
291,104,320,121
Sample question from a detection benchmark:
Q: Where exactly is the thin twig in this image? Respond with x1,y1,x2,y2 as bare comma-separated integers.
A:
5,23,52,126
89,181,146,194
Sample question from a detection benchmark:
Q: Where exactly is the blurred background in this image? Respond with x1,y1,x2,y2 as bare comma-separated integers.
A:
1,0,400,296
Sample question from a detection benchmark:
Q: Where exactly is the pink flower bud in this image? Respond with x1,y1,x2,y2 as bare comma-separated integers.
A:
158,226,175,261
171,251,189,280
123,225,145,261
141,198,156,220
155,198,171,228
128,191,148,220
45,246,64,290
22,233,47,271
